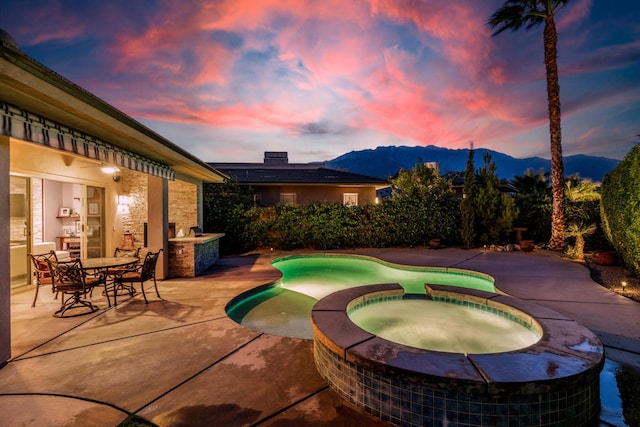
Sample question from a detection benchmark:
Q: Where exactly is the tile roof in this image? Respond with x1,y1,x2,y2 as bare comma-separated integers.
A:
209,164,389,186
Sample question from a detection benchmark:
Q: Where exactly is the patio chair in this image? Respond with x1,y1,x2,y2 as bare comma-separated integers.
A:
47,259,103,317
108,246,141,275
113,249,163,304
28,250,59,307
105,246,141,303
114,246,141,258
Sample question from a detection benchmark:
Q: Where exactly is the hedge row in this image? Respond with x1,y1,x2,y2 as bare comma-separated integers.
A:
601,143,640,277
242,197,462,251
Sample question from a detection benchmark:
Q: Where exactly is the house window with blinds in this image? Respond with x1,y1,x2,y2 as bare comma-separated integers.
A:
280,193,297,205
343,193,358,206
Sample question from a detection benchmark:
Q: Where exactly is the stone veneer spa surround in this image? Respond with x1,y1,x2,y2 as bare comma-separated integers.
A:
311,283,604,427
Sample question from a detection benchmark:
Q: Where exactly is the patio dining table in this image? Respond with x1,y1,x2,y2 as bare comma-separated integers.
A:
81,257,139,307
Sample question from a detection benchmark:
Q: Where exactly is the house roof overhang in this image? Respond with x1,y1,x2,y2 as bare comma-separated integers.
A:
0,35,226,183
211,165,390,189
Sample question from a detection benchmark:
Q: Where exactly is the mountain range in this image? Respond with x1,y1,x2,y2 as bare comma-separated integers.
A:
326,145,620,182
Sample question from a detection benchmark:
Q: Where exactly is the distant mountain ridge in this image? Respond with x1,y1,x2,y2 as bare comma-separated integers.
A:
326,145,619,182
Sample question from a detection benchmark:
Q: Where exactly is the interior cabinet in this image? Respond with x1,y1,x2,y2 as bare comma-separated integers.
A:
57,236,81,259
56,215,81,258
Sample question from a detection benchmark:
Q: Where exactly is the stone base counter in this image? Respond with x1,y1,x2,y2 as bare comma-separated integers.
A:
168,233,224,278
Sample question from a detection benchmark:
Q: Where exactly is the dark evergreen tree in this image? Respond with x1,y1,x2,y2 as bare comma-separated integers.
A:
460,149,476,248
474,153,519,244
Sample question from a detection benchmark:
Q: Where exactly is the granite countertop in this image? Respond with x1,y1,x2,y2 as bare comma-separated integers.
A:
169,233,225,244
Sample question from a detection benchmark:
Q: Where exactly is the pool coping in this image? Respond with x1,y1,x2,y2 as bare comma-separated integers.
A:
311,283,605,395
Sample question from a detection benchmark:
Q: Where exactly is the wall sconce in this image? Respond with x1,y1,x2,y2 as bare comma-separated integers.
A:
118,195,130,206
101,165,121,182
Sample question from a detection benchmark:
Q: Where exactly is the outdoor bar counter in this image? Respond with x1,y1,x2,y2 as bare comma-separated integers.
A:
168,233,225,278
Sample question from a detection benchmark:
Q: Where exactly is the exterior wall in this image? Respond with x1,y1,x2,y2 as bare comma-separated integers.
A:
31,179,43,243
255,185,378,206
168,180,197,235
117,169,148,250
1,135,10,366
147,176,169,279
117,172,199,247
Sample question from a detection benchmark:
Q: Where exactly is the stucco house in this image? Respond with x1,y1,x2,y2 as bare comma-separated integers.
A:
1,29,226,366
210,152,389,207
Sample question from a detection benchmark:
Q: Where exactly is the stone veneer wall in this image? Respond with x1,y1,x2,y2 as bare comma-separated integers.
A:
119,170,148,249
168,237,221,278
168,180,197,235
31,178,43,242
117,171,198,249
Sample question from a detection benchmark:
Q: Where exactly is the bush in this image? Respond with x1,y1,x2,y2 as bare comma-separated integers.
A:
203,181,255,255
239,196,461,252
601,143,640,277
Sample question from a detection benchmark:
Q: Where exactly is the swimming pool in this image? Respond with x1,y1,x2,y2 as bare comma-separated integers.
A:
226,254,496,338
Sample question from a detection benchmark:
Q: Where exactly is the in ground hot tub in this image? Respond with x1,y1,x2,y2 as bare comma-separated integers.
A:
311,283,604,427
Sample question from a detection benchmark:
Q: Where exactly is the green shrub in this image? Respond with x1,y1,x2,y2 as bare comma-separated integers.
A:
601,143,640,277
474,153,518,244
203,180,255,255
511,170,552,243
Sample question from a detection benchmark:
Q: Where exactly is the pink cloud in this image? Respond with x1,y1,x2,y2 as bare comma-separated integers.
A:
558,0,592,29
8,0,634,162
9,1,88,45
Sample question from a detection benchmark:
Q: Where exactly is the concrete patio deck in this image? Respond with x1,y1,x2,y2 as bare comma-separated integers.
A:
1,248,639,426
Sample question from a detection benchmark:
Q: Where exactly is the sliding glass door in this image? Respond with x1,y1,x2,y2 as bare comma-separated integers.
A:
9,175,30,289
85,185,104,258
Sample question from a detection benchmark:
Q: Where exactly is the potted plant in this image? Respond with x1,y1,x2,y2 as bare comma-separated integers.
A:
594,251,617,266
428,238,441,249
519,240,535,252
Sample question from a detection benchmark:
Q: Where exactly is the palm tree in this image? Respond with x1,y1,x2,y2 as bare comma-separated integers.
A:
564,175,601,202
510,169,551,201
488,0,569,250
565,222,597,260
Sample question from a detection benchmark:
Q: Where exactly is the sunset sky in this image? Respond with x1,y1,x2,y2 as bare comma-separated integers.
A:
2,0,639,163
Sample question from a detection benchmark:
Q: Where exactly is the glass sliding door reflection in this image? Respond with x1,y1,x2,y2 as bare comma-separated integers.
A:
86,186,104,258
9,175,29,289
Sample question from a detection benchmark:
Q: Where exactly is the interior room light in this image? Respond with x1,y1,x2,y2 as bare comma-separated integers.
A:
118,195,130,206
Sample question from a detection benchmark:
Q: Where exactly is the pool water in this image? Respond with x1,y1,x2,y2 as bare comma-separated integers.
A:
348,298,541,354
226,254,495,339
275,255,495,298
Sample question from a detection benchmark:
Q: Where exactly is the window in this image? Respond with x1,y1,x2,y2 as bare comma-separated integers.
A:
280,193,297,204
343,193,358,207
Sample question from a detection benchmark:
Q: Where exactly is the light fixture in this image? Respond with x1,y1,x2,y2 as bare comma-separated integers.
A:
622,281,627,293
101,166,120,174
101,165,122,182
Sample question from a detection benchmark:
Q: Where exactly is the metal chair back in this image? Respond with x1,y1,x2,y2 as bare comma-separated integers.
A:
46,259,100,317
114,247,140,258
140,250,161,282
48,259,88,293
28,250,58,307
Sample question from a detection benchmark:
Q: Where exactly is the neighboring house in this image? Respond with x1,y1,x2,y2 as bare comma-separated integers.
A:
209,152,389,207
